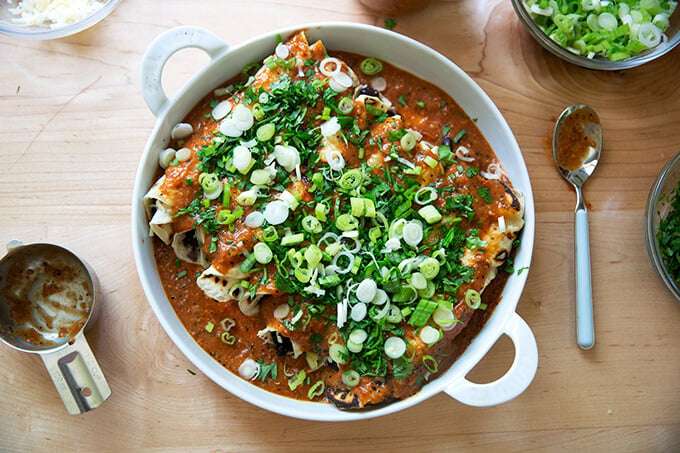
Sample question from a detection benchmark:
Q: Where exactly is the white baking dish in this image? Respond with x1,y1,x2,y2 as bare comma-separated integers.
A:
132,22,537,421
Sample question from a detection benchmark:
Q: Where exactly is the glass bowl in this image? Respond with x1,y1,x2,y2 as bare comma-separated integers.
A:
511,0,680,70
645,151,680,303
0,0,121,40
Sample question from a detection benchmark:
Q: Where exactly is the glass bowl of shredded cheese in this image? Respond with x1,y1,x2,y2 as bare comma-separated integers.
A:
0,0,121,40
511,0,680,70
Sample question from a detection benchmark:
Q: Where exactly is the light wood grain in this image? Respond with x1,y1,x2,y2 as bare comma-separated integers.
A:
1,0,680,451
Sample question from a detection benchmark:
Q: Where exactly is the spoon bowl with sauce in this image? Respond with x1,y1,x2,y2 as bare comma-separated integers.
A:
553,104,602,350
0,241,111,414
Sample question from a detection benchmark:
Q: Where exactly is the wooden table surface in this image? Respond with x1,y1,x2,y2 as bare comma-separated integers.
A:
2,0,679,451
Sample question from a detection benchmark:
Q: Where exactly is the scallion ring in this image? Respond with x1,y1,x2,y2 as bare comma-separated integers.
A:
329,343,350,364
400,132,417,152
414,187,437,205
307,381,325,399
253,242,273,264
360,57,383,75
338,96,355,114
384,337,406,359
342,370,360,387
465,289,482,309
419,257,440,279
422,355,439,373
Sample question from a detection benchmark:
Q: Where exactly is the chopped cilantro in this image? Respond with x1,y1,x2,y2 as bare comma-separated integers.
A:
256,359,278,382
657,180,680,283
384,18,397,30
477,187,492,203
465,166,480,177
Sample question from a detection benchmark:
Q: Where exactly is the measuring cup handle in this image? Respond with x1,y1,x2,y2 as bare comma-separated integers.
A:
40,331,111,415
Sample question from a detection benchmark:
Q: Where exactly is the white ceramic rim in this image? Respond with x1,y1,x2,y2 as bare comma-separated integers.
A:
132,22,537,421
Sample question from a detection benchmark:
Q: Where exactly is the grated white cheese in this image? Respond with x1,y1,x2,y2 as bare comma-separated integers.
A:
7,0,105,28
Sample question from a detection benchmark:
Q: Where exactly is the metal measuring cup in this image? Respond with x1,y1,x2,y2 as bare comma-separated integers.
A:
0,240,111,414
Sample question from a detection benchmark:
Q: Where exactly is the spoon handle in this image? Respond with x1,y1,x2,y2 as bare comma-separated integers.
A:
575,206,595,349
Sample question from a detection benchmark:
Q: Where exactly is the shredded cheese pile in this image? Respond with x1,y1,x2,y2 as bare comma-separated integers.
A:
6,0,105,28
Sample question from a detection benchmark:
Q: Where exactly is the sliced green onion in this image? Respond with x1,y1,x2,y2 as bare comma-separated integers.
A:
347,339,363,353
400,132,417,152
349,329,368,344
205,321,215,333
253,242,273,264
384,337,406,359
424,155,438,168
408,299,439,327
319,274,341,287
350,197,376,217
356,278,378,303
222,182,231,207
465,289,482,309
236,189,258,206
221,331,236,345
199,172,221,194
251,103,265,121
335,213,359,231
385,305,402,324
311,172,324,192
418,280,436,299
239,253,257,273
294,267,311,283
339,169,363,190
419,257,440,279
315,202,328,222
338,96,354,114
302,215,323,234
304,245,322,267
360,57,383,75
261,226,279,242
368,227,382,243
409,272,427,290
281,233,304,246
256,123,276,141
523,0,675,60
418,205,442,224
414,187,437,205
307,380,325,399
402,221,423,247
342,370,361,387
329,344,349,364
216,207,243,225
250,169,273,186
288,370,306,391
420,326,440,345
422,355,439,373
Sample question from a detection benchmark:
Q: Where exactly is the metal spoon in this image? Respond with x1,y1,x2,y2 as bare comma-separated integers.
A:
552,104,602,350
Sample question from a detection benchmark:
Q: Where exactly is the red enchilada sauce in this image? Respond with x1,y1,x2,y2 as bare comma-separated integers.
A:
556,107,600,171
150,40,523,407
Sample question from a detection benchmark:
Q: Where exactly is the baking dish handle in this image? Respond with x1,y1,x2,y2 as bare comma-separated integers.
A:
141,26,229,117
444,313,538,406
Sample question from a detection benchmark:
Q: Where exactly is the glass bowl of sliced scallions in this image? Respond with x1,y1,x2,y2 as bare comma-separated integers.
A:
511,0,680,70
646,151,680,303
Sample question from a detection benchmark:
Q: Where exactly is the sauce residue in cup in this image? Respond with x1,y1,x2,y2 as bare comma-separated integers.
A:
1,248,92,347
556,108,600,171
